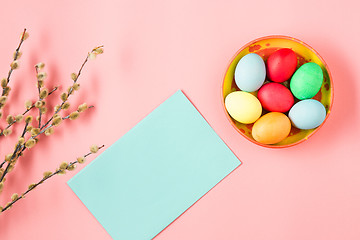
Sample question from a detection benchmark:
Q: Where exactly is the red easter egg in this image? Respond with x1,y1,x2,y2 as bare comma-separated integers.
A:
267,48,297,83
258,82,294,112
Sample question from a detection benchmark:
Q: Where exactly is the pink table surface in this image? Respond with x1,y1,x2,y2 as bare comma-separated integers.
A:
0,0,359,239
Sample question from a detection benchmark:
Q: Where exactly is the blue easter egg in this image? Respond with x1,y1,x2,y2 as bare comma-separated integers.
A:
288,99,326,130
234,53,266,92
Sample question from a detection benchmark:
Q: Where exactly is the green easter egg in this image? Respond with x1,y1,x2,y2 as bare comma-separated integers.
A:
290,62,323,100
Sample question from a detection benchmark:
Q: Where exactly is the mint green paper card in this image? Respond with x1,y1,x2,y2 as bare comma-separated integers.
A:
68,90,240,240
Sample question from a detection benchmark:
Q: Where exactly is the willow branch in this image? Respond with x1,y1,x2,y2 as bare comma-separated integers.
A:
0,122,29,183
40,46,103,131
0,145,104,213
35,66,42,128
0,106,94,183
21,86,58,115
0,86,58,137
1,28,27,96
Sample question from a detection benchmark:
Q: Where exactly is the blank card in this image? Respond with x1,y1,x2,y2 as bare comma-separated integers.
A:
68,90,240,240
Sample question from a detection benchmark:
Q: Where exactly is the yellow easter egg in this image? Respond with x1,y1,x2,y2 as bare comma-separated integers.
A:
225,91,262,124
252,112,291,144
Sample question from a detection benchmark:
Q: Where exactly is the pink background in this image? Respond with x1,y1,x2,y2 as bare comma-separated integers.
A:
0,0,359,239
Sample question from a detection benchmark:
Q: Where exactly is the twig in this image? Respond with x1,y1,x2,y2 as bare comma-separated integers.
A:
0,145,104,213
0,86,58,137
1,28,27,96
0,122,29,183
0,46,102,181
21,86,58,115
0,106,94,183
35,66,42,128
40,46,103,131
0,161,4,169
0,37,103,212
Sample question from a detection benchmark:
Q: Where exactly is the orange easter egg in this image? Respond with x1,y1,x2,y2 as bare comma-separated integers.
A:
252,112,291,144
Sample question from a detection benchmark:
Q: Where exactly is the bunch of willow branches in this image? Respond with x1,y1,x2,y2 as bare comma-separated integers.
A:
0,29,104,213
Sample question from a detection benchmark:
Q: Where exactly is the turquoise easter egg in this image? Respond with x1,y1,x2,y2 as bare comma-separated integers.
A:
234,53,266,92
290,62,323,100
288,99,326,130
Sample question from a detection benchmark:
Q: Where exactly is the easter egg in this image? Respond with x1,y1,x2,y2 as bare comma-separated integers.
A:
288,99,326,130
267,48,297,83
234,53,266,92
252,112,291,144
290,62,323,100
225,91,262,124
257,82,294,112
